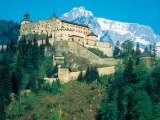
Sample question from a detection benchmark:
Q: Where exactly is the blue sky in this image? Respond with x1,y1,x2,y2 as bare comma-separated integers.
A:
0,0,160,35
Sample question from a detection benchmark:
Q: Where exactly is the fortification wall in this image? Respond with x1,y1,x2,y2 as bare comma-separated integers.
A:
69,71,86,81
58,66,115,83
68,41,118,65
98,66,115,75
68,41,101,64
58,67,70,83
100,58,121,66
84,41,113,57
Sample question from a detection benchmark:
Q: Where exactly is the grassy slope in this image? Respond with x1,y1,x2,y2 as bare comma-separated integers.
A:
7,81,106,120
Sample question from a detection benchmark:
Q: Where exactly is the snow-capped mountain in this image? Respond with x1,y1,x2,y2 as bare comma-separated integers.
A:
61,6,160,53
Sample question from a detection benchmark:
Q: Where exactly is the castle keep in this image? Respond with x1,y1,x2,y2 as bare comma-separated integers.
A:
20,12,113,57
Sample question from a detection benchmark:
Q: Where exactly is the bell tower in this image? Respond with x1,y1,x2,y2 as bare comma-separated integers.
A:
21,12,31,25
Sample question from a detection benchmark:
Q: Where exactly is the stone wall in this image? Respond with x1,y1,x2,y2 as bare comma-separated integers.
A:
58,66,70,83
84,41,113,57
68,41,119,65
58,66,115,83
98,66,115,75
68,41,101,64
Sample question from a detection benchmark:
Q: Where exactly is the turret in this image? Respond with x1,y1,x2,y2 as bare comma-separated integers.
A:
50,11,59,20
21,12,31,25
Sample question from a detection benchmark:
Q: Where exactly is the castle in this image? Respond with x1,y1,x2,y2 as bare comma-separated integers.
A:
19,12,118,83
19,12,113,57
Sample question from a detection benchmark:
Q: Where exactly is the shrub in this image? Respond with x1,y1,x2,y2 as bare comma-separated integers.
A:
52,108,60,120
88,48,108,58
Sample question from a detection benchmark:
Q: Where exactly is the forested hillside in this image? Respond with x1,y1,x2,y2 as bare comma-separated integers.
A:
0,21,160,120
0,20,19,44
97,41,160,120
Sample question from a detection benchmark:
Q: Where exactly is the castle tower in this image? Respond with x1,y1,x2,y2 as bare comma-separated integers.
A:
140,47,153,68
21,12,31,25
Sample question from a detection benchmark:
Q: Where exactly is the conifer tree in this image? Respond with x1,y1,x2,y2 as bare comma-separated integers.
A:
0,57,11,119
51,79,60,95
149,44,152,55
32,36,39,69
113,41,120,57
135,42,141,56
45,34,49,46
123,56,135,84
84,66,99,84
153,102,160,119
152,42,157,64
152,64,160,102
77,71,84,82
129,90,152,120
121,40,134,56
135,42,141,64
1,44,4,53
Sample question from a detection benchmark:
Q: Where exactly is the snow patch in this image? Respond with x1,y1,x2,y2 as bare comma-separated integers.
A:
97,18,130,35
134,37,150,45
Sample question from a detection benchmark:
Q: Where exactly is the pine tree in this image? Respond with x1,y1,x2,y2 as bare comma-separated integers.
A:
45,34,49,46
51,79,60,95
135,42,141,57
113,41,120,57
134,61,153,96
32,36,40,69
1,44,4,53
152,64,160,102
153,102,160,120
84,66,99,84
130,90,152,120
149,44,152,55
152,42,157,64
123,56,135,84
77,71,84,82
121,40,134,56
0,57,11,119
135,42,141,64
